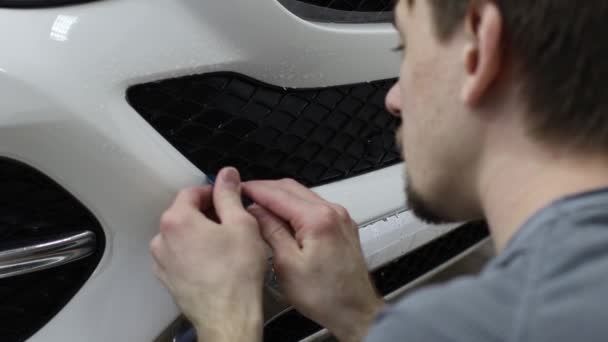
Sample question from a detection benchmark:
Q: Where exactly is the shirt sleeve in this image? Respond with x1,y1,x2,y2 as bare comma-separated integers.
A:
365,274,518,342
365,304,458,342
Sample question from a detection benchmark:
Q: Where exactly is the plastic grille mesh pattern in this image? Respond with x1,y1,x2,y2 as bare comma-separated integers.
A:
295,0,393,12
0,158,105,342
263,222,490,342
127,73,401,186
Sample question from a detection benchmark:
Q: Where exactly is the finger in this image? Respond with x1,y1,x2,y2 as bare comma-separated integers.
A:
245,179,323,203
149,234,166,267
152,261,169,285
259,179,351,226
213,167,252,225
172,186,214,213
160,205,210,237
248,205,300,256
242,182,319,232
202,205,220,223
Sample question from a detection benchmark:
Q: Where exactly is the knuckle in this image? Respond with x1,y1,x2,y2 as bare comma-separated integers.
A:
175,186,202,203
149,236,161,255
152,263,165,281
237,213,257,227
159,211,174,229
316,205,339,227
160,210,185,233
320,205,338,220
230,210,256,226
180,187,198,196
279,178,298,187
271,256,291,274
264,225,286,242
175,188,192,201
331,204,350,220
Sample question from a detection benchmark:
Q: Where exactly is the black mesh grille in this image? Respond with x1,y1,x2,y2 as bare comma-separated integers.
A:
263,222,489,342
0,158,105,342
127,73,401,187
294,0,392,12
372,221,489,295
277,0,392,23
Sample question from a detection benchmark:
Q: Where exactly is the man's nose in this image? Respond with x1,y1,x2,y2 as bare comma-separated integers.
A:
385,81,402,117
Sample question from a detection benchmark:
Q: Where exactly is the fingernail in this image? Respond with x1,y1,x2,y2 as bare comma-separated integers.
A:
220,167,240,188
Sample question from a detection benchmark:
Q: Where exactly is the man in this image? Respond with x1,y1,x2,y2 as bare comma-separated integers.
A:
150,0,608,341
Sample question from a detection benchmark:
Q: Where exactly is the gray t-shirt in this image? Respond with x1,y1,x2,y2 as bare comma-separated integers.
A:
366,188,608,342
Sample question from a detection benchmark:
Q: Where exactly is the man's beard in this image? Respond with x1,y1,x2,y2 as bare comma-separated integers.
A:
405,174,450,225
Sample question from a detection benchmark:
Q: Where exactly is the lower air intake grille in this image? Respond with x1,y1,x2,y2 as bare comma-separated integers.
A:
127,73,401,186
277,0,393,23
292,0,392,12
0,158,105,342
263,221,490,342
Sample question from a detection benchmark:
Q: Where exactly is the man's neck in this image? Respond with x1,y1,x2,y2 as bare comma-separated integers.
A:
479,147,608,253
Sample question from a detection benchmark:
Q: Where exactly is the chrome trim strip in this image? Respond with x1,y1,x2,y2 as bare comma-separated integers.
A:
0,231,96,279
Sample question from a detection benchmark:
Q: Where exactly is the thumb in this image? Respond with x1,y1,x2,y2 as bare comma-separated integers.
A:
213,167,249,224
248,205,300,258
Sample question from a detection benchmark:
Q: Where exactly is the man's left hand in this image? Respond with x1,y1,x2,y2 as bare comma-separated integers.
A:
149,167,267,342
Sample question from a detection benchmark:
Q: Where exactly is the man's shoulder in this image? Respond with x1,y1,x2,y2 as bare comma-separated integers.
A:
524,189,608,282
496,187,608,281
526,187,608,243
367,274,520,342
510,190,608,341
366,189,608,342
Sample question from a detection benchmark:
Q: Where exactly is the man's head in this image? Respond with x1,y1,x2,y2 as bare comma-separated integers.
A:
386,0,608,223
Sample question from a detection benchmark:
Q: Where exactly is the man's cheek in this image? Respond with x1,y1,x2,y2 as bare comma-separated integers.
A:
395,127,403,149
400,129,416,162
403,122,422,156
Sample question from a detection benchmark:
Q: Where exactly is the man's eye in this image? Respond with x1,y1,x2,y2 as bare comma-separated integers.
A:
392,44,405,52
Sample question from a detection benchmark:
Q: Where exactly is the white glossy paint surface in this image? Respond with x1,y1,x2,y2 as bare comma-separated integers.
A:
314,164,406,225
0,1,453,341
360,210,459,271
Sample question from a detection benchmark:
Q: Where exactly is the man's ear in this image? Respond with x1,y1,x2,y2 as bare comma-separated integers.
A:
460,1,503,106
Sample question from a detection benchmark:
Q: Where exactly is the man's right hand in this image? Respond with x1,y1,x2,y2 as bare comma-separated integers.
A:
243,179,385,342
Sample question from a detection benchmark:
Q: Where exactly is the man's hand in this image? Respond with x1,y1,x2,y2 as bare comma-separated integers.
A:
243,179,385,342
150,167,267,342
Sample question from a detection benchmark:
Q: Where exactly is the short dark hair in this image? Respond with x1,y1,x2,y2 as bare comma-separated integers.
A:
425,0,608,153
